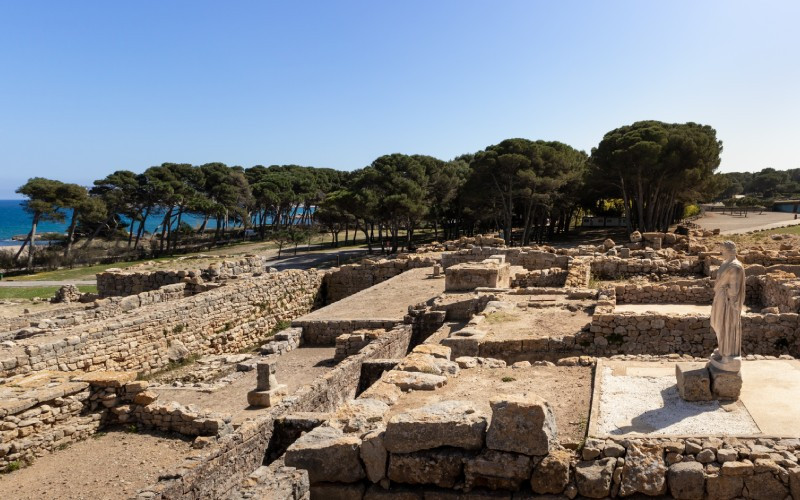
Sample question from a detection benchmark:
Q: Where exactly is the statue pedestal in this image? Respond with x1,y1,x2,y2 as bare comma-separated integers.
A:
675,361,742,402
708,364,742,400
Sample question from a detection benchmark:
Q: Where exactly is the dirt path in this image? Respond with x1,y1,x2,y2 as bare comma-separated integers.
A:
0,428,195,500
152,347,335,424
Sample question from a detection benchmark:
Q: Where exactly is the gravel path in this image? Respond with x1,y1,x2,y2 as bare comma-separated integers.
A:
595,366,759,436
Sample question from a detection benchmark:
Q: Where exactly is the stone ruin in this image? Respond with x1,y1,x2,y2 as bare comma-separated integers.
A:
3,229,800,499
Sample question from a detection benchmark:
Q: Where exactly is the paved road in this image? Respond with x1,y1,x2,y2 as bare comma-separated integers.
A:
269,248,369,270
0,280,96,287
695,211,800,234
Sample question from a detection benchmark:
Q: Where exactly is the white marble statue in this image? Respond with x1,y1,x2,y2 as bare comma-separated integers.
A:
709,240,746,372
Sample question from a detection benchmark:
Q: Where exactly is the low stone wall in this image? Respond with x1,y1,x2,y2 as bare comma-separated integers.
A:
96,255,275,297
615,281,714,304
591,256,703,279
586,311,800,358
292,319,398,346
564,258,591,287
762,272,800,313
136,323,415,499
511,268,568,288
322,256,435,303
0,270,324,378
334,330,382,363
441,246,570,270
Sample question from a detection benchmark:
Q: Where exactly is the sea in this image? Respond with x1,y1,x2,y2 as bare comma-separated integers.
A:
0,200,207,247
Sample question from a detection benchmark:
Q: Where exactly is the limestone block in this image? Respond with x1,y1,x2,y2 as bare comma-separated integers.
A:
668,461,705,500
743,472,787,500
411,344,451,360
331,399,389,434
387,448,469,488
720,460,753,476
530,448,571,494
676,362,712,401
397,353,443,375
619,442,667,496
247,385,287,407
383,400,488,453
575,458,615,498
284,426,365,483
360,428,387,483
359,381,403,406
789,467,800,500
382,370,447,391
74,371,136,388
255,361,279,391
464,449,533,491
310,482,365,500
709,365,742,400
706,474,743,499
485,393,556,456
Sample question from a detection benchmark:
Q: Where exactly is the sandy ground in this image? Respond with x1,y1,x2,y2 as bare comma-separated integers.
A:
387,365,592,446
695,210,800,234
0,428,196,500
298,267,445,321
152,346,335,424
593,364,758,437
479,295,594,341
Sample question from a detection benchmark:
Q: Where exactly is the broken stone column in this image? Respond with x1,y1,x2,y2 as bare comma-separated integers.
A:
247,360,287,407
675,361,742,402
432,264,442,277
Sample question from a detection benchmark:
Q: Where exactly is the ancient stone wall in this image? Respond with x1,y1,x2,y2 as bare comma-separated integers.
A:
615,281,715,304
96,255,275,297
292,319,397,346
590,256,703,279
761,272,800,313
441,247,570,270
511,268,568,288
0,270,324,378
136,324,414,499
322,256,435,303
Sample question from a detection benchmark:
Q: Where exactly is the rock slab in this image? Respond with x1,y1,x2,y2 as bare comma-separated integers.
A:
383,400,487,453
485,393,556,456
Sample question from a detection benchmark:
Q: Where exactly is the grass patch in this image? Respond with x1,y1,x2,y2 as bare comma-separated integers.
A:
92,431,107,439
137,354,201,381
764,225,800,236
0,285,97,300
484,311,518,324
501,376,516,383
124,424,139,433
57,443,70,451
3,460,22,473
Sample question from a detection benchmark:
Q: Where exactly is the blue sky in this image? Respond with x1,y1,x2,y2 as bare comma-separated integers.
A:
1,0,798,198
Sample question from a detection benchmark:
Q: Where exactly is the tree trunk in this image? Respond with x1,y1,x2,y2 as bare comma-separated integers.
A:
64,209,80,259
13,230,32,262
26,213,40,268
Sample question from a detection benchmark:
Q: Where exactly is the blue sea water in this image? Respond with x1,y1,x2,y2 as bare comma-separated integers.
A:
0,200,208,247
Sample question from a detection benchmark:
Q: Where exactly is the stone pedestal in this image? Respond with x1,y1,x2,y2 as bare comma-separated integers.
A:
675,363,712,401
247,360,287,407
708,364,743,400
675,362,742,402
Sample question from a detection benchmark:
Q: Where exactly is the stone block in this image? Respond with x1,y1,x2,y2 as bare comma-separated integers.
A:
360,429,387,483
463,449,532,491
383,400,488,453
73,371,136,388
246,385,287,407
743,472,787,500
668,461,704,500
387,448,470,488
619,442,667,496
255,361,279,391
708,364,742,400
706,474,743,499
575,458,615,498
284,426,365,483
675,363,712,401
485,394,556,456
310,482,365,500
411,344,451,360
530,448,571,494
383,370,447,391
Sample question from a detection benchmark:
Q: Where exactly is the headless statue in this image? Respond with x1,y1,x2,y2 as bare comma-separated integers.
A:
709,241,745,372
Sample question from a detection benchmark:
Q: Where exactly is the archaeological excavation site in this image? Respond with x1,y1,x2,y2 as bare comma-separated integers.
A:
2,230,800,500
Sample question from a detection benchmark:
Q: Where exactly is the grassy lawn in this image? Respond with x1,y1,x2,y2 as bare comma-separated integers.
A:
8,259,171,282
764,225,800,236
0,285,98,300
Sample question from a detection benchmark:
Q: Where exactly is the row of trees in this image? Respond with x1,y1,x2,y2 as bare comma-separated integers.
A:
15,120,727,267
719,167,800,200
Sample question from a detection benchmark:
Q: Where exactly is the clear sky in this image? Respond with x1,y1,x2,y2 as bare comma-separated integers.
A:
1,0,798,198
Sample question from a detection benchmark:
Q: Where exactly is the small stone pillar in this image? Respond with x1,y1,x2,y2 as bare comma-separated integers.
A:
247,360,287,407
676,362,742,402
652,237,663,250
619,247,631,258
432,264,442,277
